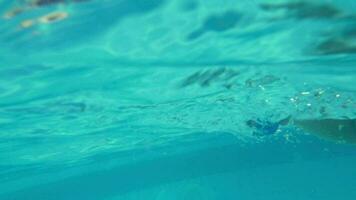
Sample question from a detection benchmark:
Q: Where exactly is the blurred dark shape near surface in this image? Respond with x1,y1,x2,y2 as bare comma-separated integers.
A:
30,0,90,7
260,1,356,56
180,68,239,88
187,10,242,40
3,0,90,19
260,1,343,20
314,26,356,55
316,38,356,55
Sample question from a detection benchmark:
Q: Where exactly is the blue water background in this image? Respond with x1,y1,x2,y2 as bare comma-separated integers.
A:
0,0,356,199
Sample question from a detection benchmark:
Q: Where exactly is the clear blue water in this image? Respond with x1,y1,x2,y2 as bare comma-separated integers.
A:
0,0,356,199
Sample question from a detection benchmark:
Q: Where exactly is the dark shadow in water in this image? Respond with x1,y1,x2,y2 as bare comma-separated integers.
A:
179,67,239,88
186,10,242,41
2,133,356,200
312,25,356,55
315,38,356,55
260,1,343,20
31,0,90,7
259,2,356,56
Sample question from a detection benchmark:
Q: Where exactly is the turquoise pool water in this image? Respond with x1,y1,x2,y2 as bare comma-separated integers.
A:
0,0,356,199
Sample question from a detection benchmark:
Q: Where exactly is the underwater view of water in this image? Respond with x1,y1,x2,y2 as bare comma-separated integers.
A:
0,0,356,199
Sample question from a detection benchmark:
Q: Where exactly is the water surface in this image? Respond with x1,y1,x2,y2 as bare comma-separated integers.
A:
0,0,356,199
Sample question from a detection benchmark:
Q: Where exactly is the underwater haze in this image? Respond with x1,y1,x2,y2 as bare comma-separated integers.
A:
0,0,356,199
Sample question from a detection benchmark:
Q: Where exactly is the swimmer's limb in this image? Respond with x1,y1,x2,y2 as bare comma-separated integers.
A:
293,118,356,144
247,115,356,144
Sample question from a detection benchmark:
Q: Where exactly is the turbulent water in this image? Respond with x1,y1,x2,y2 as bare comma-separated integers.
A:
0,0,356,199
